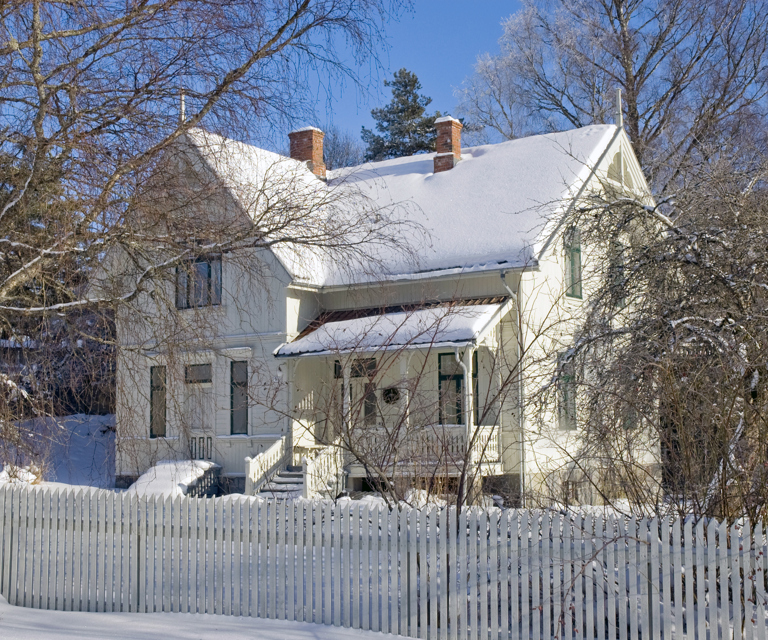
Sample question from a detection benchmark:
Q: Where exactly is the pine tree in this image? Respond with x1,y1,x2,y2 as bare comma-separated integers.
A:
362,69,441,161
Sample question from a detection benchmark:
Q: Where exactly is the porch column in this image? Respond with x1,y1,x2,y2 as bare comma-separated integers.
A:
463,346,476,448
400,353,412,430
342,360,352,435
283,359,296,456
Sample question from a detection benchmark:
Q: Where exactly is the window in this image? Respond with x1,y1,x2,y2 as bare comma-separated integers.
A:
363,381,377,424
230,361,248,435
438,353,463,425
185,363,212,383
184,363,212,432
564,227,582,299
150,366,166,438
334,357,376,379
558,357,577,431
176,256,222,309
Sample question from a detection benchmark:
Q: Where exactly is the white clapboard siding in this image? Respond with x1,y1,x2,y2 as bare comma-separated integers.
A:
2,484,768,640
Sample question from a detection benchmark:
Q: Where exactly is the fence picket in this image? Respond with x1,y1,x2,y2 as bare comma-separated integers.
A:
469,508,479,640
370,505,379,633
718,521,729,640
556,515,560,640
638,517,650,640
661,518,672,639
595,516,606,640
695,519,707,640
628,516,639,640
650,518,661,640
671,519,683,640
333,499,341,627
402,505,411,637
531,511,540,640
1,488,11,601
684,519,693,640
297,500,306,622
362,504,371,632
441,507,449,640
732,522,743,640
585,515,594,640
277,499,286,621
707,519,718,640
744,522,754,640
490,510,499,640
755,522,767,640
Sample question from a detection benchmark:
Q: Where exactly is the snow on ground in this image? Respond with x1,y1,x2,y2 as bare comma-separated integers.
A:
127,460,219,497
0,594,407,640
0,415,115,489
46,414,115,488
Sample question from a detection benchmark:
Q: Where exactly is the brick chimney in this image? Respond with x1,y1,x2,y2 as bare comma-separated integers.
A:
433,116,463,173
288,127,326,179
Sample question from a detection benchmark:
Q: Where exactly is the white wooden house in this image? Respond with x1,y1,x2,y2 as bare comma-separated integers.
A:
114,114,653,504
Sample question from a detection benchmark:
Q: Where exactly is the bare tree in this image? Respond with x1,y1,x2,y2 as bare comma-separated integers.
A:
0,0,410,475
457,0,768,192
535,153,768,520
323,125,365,170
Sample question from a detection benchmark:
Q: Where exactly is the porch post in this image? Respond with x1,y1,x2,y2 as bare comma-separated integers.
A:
463,346,475,442
400,353,412,430
342,360,352,435
283,359,296,459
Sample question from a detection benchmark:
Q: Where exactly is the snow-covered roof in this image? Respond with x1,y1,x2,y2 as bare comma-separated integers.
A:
328,124,618,280
184,124,619,286
275,303,503,357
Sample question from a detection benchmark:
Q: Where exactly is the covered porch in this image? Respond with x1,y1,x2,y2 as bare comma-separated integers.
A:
273,297,522,496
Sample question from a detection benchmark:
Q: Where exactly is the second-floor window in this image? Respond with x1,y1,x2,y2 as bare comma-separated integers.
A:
564,227,582,299
176,256,222,309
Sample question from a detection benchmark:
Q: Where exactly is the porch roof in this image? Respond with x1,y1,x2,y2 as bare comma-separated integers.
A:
274,299,508,358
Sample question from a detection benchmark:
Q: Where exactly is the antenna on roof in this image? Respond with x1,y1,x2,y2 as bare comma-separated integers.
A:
179,87,186,125
614,87,623,129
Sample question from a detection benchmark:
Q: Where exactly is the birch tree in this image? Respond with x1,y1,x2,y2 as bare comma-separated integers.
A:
457,0,768,192
0,0,411,475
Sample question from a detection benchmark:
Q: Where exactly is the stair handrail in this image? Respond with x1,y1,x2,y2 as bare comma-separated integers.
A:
302,436,344,499
244,435,289,495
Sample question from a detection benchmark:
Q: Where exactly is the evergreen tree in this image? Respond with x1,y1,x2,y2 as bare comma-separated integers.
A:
362,69,441,161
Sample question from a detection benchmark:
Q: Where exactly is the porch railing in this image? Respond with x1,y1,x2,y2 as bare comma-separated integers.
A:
470,424,501,464
352,424,501,470
302,438,344,499
244,436,289,495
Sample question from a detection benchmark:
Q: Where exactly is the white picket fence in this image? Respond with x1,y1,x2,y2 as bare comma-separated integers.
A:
1,484,768,639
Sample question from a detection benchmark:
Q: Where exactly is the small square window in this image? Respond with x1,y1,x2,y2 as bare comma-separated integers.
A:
185,363,212,384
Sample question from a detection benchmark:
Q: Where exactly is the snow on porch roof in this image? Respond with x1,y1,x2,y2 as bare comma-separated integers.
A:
274,298,507,358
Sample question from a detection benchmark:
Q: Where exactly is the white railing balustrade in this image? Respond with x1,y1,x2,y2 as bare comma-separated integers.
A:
244,436,288,495
302,438,344,499
470,425,501,464
353,424,501,469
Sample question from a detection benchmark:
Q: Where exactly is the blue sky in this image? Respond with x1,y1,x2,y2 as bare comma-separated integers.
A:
320,1,522,137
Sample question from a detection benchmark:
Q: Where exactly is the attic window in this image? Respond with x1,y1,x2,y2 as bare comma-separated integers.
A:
607,152,622,183
607,151,635,189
